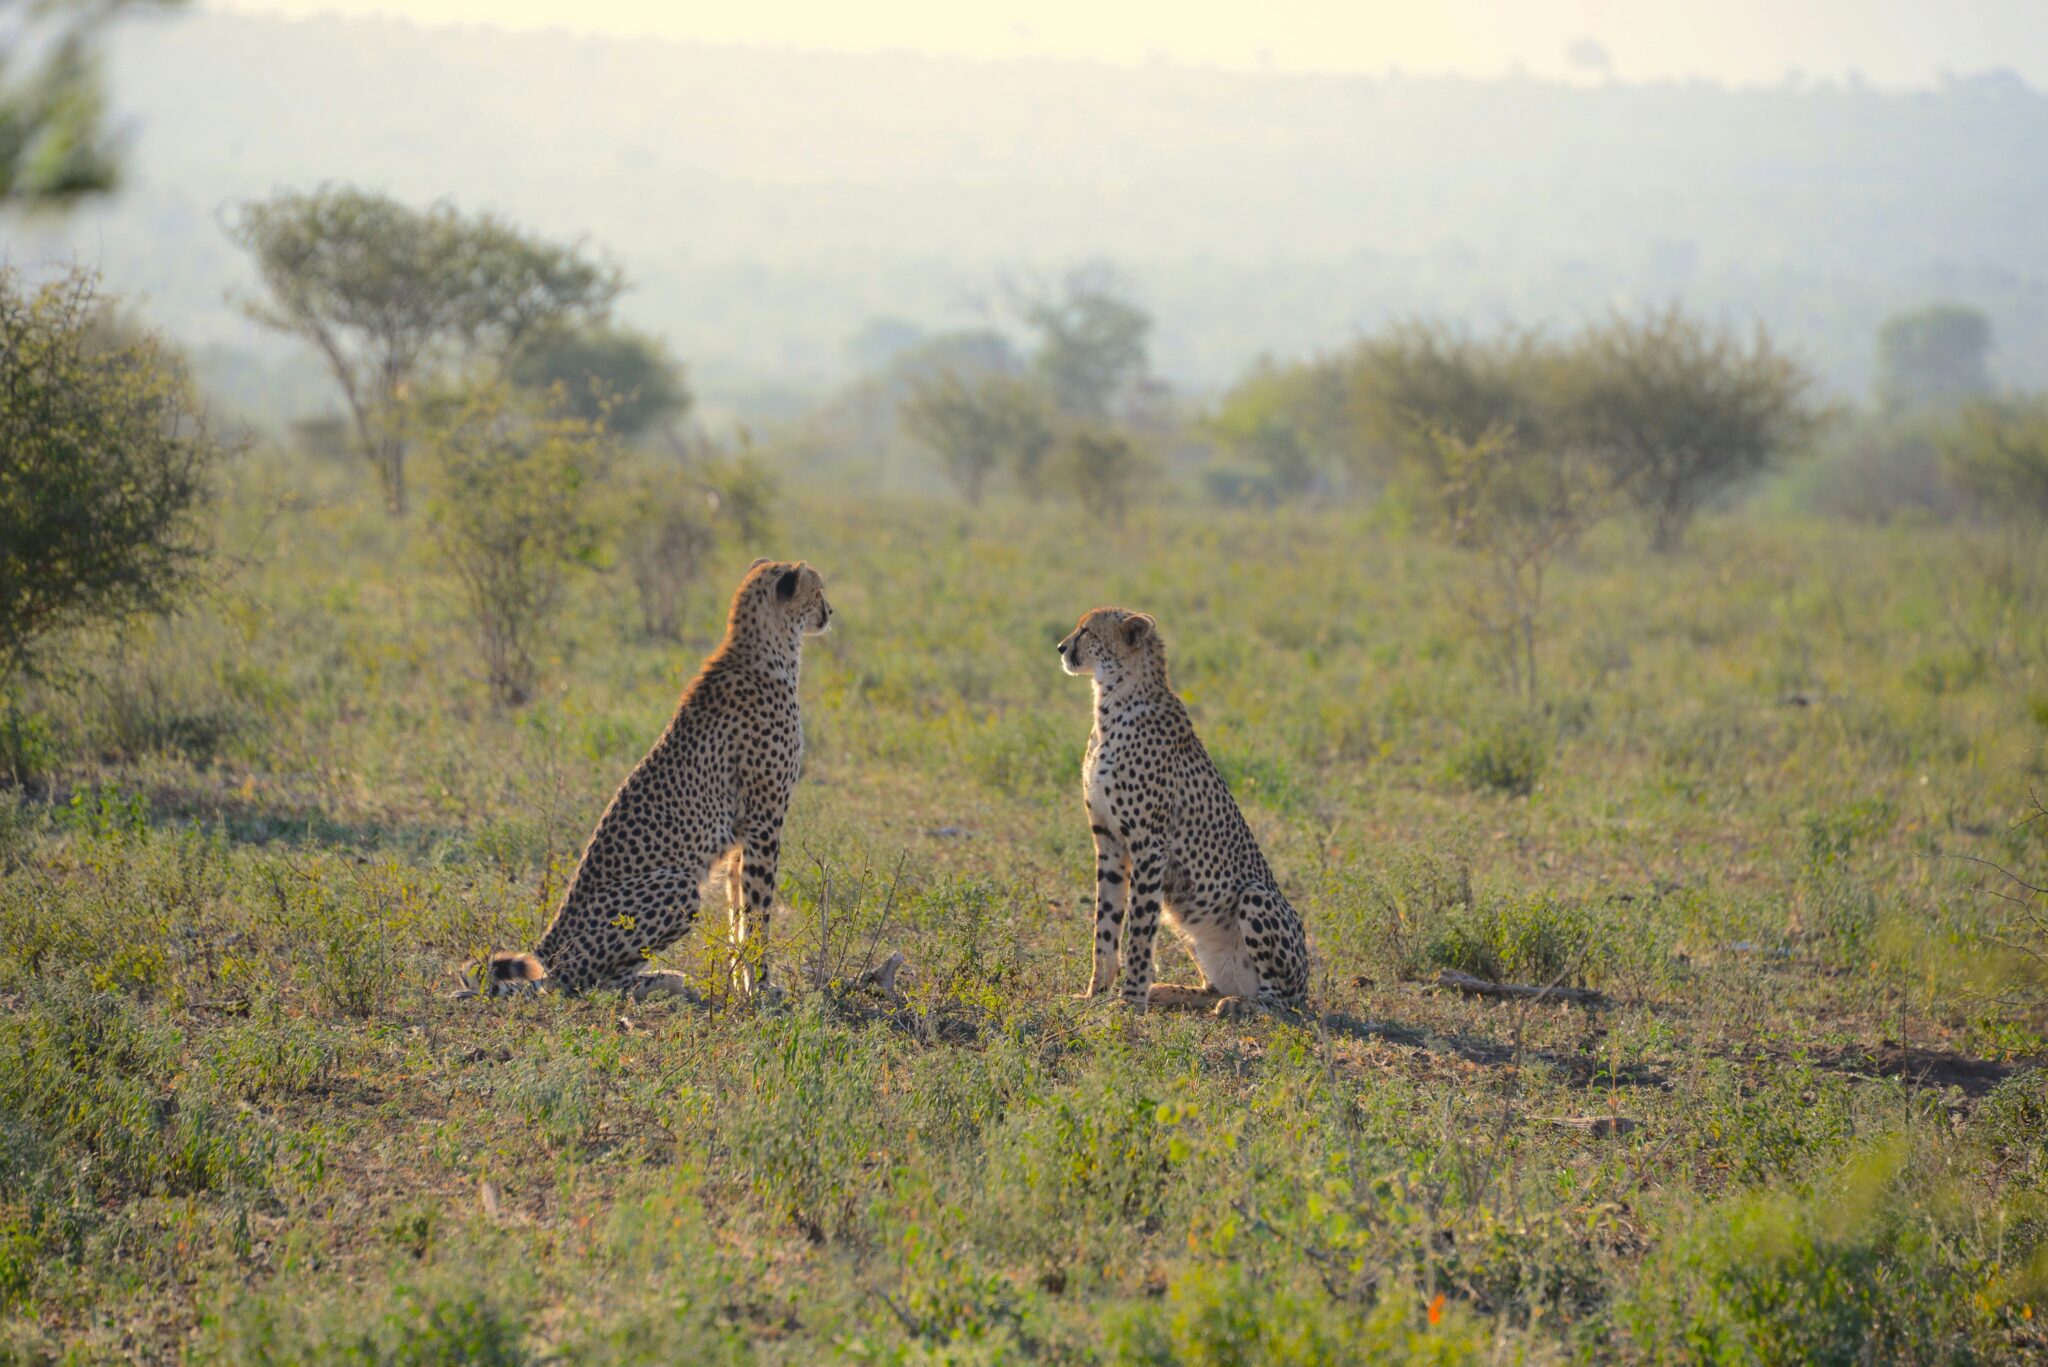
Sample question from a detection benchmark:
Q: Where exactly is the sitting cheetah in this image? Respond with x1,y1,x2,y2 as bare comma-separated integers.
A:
465,559,832,1001
1057,607,1310,1016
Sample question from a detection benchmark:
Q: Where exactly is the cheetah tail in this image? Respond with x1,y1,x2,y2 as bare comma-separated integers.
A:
486,951,548,984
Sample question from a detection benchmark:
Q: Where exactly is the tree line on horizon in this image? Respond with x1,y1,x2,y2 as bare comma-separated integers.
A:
3,176,2045,726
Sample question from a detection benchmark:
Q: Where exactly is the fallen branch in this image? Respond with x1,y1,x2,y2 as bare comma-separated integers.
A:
1434,969,1606,1006
1549,1115,1641,1138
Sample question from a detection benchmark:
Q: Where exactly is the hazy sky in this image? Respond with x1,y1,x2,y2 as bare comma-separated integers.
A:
205,0,2048,87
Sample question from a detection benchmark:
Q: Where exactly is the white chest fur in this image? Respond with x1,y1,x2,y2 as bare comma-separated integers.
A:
1083,730,1117,820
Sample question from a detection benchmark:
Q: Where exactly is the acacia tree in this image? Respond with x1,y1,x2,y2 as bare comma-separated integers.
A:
1016,263,1151,419
227,186,621,513
900,370,1054,504
1050,426,1148,526
1343,321,1550,490
0,268,225,680
1556,308,1821,552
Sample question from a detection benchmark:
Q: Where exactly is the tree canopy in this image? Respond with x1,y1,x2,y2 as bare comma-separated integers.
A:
227,185,622,512
900,370,1054,505
506,323,690,439
1558,308,1822,551
1877,305,1993,414
0,268,224,680
1017,265,1151,419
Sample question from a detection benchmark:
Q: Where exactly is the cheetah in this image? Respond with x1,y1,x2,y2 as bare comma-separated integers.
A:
1057,607,1310,1016
464,559,832,1001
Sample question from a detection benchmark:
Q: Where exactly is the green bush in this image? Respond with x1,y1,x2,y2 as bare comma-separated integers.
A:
0,704,61,788
726,1009,884,1240
1977,1071,2048,1190
418,377,618,706
1420,893,1608,986
0,268,226,682
1617,1141,2034,1364
1447,714,1548,796
203,1282,535,1366
1107,1262,1491,1366
981,1074,1176,1272
0,977,275,1201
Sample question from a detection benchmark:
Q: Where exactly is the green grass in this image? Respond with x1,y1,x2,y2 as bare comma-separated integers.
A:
1,460,2045,1361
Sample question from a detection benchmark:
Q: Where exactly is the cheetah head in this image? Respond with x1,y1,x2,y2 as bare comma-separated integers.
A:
1058,606,1159,688
746,558,833,636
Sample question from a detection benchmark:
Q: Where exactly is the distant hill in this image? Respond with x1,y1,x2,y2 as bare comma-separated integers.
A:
6,11,2047,425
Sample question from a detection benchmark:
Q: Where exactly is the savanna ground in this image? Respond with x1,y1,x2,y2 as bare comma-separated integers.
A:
3,460,2047,1363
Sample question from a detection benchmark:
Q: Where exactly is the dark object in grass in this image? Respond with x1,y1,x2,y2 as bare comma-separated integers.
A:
862,951,906,1002
1433,968,1606,1006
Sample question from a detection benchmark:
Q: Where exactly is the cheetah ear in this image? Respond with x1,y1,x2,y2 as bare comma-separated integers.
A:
1122,613,1156,648
749,557,771,570
775,567,800,601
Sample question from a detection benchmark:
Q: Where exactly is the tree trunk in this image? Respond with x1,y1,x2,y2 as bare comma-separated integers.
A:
1649,502,1689,554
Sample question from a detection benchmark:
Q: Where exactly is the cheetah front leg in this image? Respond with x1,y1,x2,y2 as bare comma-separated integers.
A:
733,820,784,1002
1117,831,1165,1012
1077,822,1130,998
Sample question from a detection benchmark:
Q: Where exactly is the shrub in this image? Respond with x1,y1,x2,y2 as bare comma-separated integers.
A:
1420,894,1608,987
1447,713,1548,796
1556,306,1823,552
0,268,227,681
982,1074,1175,1272
1976,1070,2048,1190
0,977,274,1201
1940,396,2048,519
1416,428,1605,699
1048,427,1148,524
726,1009,884,1240
1107,1262,1491,1366
203,1282,535,1366
0,705,60,789
617,466,718,640
1616,1142,2030,1364
900,369,1054,505
418,378,617,706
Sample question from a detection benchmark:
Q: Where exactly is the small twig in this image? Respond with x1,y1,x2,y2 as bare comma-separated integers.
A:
874,1291,920,1337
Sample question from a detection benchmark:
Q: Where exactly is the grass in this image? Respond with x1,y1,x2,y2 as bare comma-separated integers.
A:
0,457,2045,1361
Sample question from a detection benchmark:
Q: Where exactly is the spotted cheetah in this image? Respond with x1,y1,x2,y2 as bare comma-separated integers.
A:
1057,607,1311,1016
466,559,831,1001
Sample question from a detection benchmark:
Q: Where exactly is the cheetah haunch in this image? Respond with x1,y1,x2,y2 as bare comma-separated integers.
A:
466,559,831,1001
1058,607,1311,1016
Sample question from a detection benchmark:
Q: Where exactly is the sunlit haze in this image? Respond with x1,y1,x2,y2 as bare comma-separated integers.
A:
207,0,2048,86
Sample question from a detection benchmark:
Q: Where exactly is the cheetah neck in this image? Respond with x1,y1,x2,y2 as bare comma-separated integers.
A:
1092,671,1163,719
721,614,805,685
